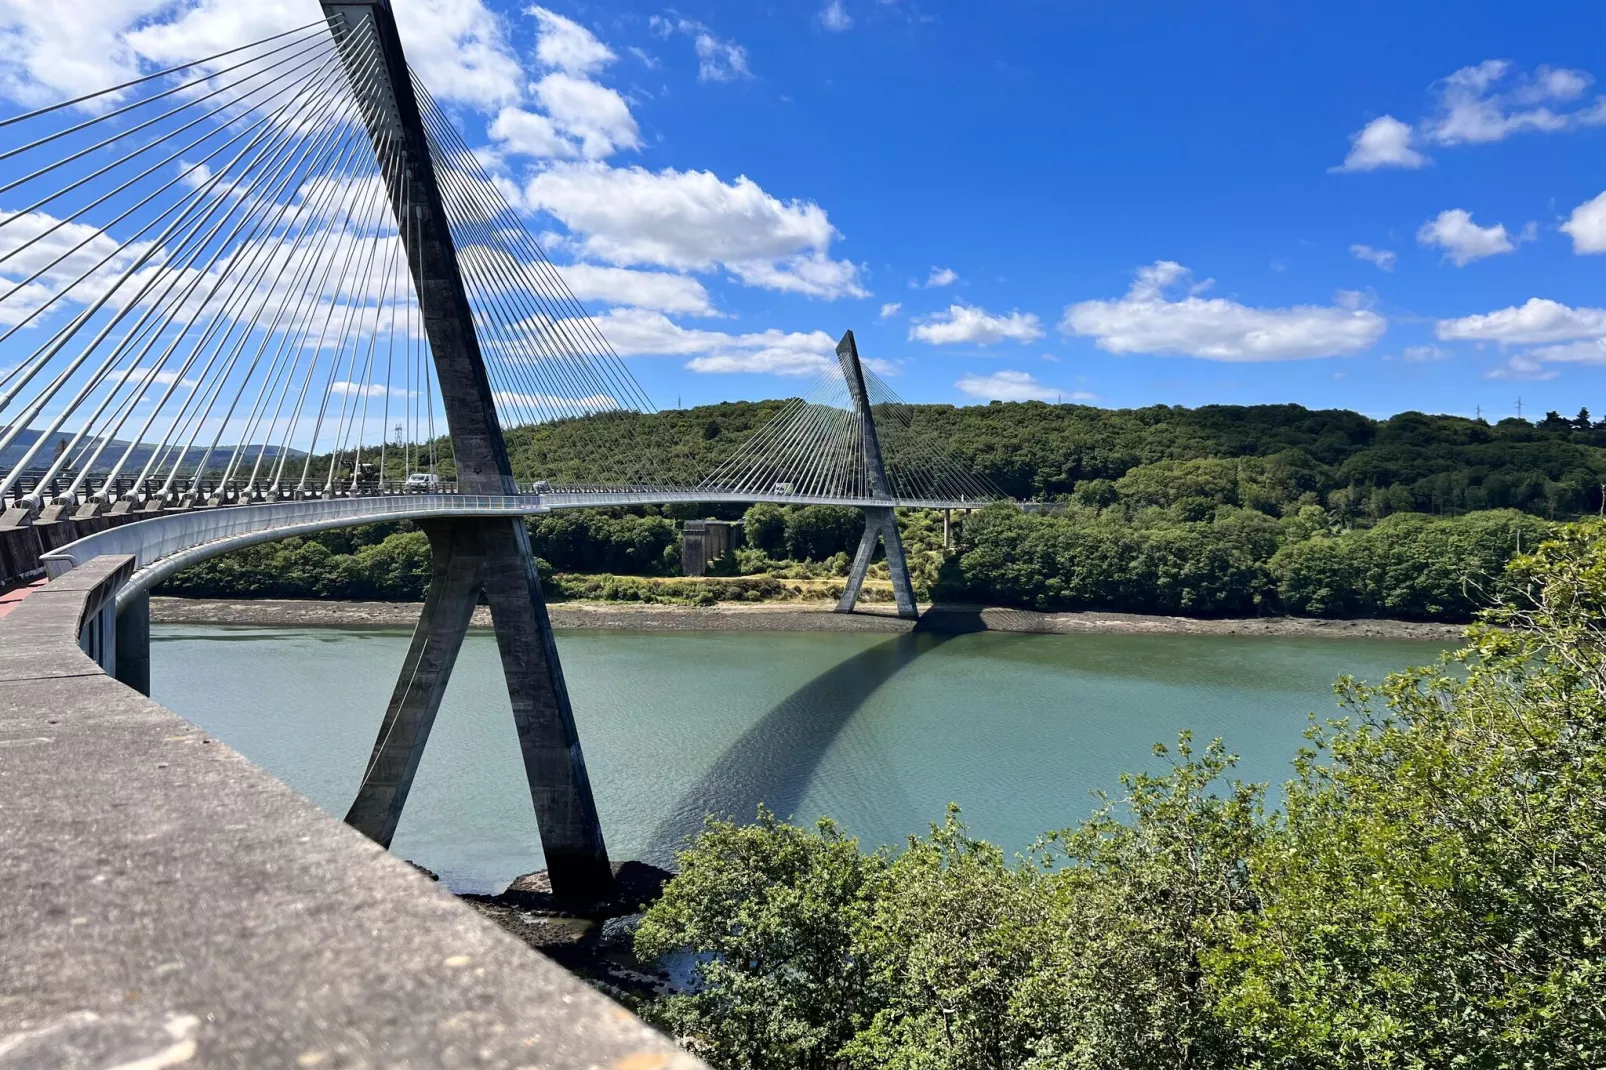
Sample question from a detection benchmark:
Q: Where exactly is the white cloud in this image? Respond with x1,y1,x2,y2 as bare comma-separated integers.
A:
490,106,577,158
910,304,1043,346
820,0,853,31
551,262,714,315
531,72,639,158
1332,61,1606,174
1486,339,1606,380
649,15,750,82
1402,344,1449,362
924,266,959,288
1423,59,1597,145
0,209,154,325
956,370,1065,403
1350,243,1397,271
1416,209,1520,266
526,6,614,76
0,0,521,108
1333,116,1427,172
488,10,635,160
1562,190,1606,254
521,162,865,298
1436,298,1606,345
332,381,415,399
566,307,837,375
879,302,902,319
1061,260,1386,361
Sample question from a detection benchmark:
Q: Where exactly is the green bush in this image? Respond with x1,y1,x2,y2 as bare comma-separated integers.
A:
637,521,1606,1068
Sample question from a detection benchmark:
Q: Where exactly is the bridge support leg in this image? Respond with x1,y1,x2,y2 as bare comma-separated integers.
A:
346,520,484,849
345,519,612,901
837,506,918,619
114,592,150,696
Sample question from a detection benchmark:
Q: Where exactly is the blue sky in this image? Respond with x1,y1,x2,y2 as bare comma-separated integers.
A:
6,0,1606,419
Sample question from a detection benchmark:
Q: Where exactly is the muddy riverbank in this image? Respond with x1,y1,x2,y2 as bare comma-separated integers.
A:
149,596,1468,641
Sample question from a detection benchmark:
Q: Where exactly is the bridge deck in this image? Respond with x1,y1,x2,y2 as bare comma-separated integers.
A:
38,491,994,607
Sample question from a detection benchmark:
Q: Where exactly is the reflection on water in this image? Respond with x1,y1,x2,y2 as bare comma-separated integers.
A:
152,623,1446,893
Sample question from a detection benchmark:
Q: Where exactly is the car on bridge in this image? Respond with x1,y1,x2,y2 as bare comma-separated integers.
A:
405,472,441,491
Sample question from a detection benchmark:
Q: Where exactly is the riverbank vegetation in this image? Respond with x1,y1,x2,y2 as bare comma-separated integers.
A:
632,521,1606,1069
160,399,1606,622
159,500,1551,623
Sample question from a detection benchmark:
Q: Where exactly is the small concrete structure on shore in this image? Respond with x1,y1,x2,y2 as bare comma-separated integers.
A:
681,519,744,575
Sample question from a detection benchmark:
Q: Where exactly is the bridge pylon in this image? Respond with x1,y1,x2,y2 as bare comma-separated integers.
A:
833,331,918,620
320,0,611,899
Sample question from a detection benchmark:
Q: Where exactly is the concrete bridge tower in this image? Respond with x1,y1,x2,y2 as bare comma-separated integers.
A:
834,331,918,620
319,0,611,899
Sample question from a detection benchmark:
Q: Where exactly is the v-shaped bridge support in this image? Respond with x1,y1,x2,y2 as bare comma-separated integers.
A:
322,0,610,900
833,331,918,620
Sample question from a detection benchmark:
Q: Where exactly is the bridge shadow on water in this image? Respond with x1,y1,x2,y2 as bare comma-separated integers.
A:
643,607,992,862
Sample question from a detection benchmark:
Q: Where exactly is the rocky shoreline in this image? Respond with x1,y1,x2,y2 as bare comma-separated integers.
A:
149,596,1468,641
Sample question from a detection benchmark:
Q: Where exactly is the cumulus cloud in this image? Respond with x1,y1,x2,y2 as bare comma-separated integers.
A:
648,15,750,82
955,370,1072,403
489,8,635,160
125,0,520,110
527,6,614,76
559,307,838,375
522,163,865,298
923,266,959,288
879,302,902,319
1424,59,1600,145
1486,339,1606,380
489,107,576,158
551,263,715,315
1061,261,1386,361
1562,190,1606,254
1350,243,1398,271
1334,61,1606,172
530,72,639,158
1416,209,1524,266
910,304,1043,346
1333,116,1427,172
1436,297,1606,345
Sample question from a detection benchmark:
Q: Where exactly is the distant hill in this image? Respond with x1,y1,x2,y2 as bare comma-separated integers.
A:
0,426,305,476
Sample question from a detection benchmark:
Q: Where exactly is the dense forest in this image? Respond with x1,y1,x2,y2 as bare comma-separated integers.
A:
630,522,1606,1069
305,399,1606,519
161,400,1606,622
493,399,1606,517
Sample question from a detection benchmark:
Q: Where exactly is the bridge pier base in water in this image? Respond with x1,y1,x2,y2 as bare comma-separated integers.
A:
344,518,613,901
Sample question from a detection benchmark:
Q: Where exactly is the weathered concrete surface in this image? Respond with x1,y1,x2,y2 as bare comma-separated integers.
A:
0,562,703,1069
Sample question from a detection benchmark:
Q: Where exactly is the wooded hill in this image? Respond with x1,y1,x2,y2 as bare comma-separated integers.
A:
491,400,1606,519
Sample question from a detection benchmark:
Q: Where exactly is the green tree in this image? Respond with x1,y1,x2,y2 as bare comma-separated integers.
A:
635,811,886,1070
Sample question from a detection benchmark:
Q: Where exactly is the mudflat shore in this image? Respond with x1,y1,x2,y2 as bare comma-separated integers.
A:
149,597,1467,641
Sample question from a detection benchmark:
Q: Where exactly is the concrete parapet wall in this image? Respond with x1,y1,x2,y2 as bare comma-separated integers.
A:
0,554,703,1068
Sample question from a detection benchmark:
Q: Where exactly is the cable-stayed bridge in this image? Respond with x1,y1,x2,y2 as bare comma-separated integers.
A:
0,0,1001,910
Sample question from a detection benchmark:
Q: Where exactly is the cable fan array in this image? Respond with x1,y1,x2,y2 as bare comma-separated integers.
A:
698,360,1000,504
0,14,657,517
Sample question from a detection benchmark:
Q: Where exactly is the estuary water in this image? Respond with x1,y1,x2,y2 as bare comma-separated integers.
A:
151,624,1447,893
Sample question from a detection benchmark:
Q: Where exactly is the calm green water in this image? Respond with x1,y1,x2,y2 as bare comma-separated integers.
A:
151,625,1447,893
